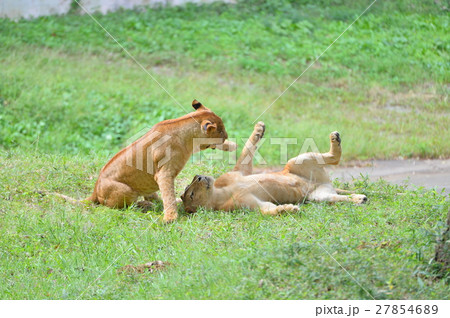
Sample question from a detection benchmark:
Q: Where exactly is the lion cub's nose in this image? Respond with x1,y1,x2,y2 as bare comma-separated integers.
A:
196,175,208,182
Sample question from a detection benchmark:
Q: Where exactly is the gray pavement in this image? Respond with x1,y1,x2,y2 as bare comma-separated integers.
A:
326,159,450,194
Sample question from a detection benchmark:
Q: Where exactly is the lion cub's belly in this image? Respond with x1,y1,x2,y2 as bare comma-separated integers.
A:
239,173,312,204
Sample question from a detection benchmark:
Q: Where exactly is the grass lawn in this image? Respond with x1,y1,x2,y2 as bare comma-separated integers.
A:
0,149,448,299
0,0,449,299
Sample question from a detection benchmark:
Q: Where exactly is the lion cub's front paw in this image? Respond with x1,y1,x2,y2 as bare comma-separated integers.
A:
350,194,368,204
163,212,178,223
216,140,237,152
276,204,299,214
225,140,237,151
254,121,265,140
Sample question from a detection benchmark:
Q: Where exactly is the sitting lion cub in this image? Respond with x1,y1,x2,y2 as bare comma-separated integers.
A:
61,100,236,222
181,122,367,215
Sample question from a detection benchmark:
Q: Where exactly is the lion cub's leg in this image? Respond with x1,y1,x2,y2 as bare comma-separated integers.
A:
96,179,139,209
287,131,342,169
155,171,178,223
308,184,367,204
283,131,342,183
258,201,299,215
233,121,265,176
321,131,342,165
335,188,355,195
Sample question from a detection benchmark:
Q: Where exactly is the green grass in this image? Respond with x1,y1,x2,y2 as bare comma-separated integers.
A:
0,0,449,161
0,0,449,299
0,151,450,299
0,148,449,299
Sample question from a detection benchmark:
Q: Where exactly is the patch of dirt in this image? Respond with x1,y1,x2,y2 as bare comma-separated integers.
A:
150,65,176,77
357,240,400,250
118,260,170,275
368,84,444,105
384,104,411,113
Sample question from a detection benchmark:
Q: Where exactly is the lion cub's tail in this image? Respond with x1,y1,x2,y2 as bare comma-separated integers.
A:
38,191,94,206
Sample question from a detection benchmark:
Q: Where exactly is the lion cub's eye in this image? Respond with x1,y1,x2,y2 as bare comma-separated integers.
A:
190,192,194,200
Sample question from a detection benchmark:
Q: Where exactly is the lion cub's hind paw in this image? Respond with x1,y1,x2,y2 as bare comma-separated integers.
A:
350,194,368,204
254,121,266,139
135,200,156,212
330,131,341,145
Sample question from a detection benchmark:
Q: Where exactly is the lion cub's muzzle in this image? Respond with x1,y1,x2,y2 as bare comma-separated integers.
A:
204,136,227,150
181,175,214,214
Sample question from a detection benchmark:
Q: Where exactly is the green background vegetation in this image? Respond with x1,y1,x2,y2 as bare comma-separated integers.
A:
0,0,448,161
0,0,448,299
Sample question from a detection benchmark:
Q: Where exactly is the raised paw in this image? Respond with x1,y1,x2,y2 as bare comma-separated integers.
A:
350,194,368,204
226,140,238,151
254,121,265,140
330,131,341,145
216,140,237,152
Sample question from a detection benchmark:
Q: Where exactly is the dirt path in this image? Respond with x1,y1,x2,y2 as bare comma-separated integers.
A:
255,159,450,194
326,159,450,194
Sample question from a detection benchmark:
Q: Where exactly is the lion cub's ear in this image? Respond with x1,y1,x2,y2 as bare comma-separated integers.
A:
192,99,208,111
201,120,217,134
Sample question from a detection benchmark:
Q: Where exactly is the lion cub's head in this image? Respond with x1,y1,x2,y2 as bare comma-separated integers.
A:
181,174,215,213
191,100,233,151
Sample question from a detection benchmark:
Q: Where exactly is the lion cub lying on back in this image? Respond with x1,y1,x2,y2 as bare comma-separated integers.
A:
181,122,367,215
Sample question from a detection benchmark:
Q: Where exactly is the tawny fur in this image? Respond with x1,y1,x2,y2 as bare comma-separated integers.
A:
55,100,236,223
182,122,367,215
